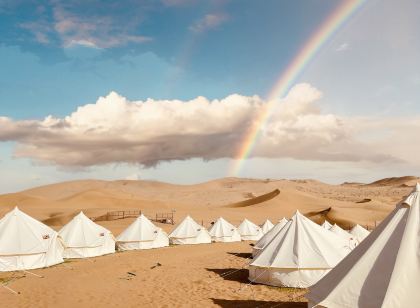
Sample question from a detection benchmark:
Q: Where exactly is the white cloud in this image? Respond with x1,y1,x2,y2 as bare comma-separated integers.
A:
52,7,151,49
189,13,228,33
20,4,151,49
0,83,408,169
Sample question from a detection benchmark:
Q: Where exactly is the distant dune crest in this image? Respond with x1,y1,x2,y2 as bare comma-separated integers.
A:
0,176,416,229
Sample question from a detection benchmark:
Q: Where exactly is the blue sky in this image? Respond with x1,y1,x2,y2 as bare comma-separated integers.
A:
1,0,420,192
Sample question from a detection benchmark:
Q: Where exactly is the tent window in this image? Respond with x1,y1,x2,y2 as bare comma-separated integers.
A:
99,232,105,236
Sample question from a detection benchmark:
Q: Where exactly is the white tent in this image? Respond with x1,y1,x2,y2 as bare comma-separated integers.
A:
321,220,332,230
261,219,274,234
329,223,358,249
169,216,211,245
238,218,264,241
249,210,351,288
307,183,420,308
59,211,115,259
350,224,370,243
208,217,241,242
116,214,169,250
0,207,64,271
253,217,288,257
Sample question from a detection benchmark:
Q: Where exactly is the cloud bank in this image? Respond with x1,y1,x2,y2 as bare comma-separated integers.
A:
0,83,413,169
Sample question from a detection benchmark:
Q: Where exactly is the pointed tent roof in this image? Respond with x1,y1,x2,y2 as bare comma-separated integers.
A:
0,207,58,255
330,223,353,240
350,224,370,242
254,217,289,250
261,219,274,233
117,214,162,242
59,211,112,248
238,218,261,236
321,220,333,230
307,183,420,307
209,217,237,238
251,211,351,269
169,215,206,239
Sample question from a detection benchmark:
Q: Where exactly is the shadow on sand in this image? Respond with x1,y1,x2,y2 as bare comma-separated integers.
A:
211,298,307,308
206,268,249,283
227,252,253,259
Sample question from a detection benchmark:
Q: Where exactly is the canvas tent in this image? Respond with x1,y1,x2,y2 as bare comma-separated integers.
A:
169,216,211,245
116,214,169,250
238,219,264,241
208,217,241,242
329,224,358,249
321,220,332,230
249,210,351,288
350,224,370,243
306,183,420,308
252,217,288,257
261,219,274,234
0,207,64,271
59,211,115,258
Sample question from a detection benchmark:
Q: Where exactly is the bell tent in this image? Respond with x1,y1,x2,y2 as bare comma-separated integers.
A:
249,210,351,288
252,217,289,257
208,217,241,242
169,216,211,245
349,224,370,243
59,211,115,258
329,223,358,249
306,183,420,307
0,207,64,271
238,219,264,241
116,214,169,250
261,219,274,234
321,220,333,230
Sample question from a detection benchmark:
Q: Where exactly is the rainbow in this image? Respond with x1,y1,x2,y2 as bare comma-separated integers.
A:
229,0,367,176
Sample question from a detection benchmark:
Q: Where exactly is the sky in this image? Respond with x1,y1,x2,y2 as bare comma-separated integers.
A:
1,0,420,193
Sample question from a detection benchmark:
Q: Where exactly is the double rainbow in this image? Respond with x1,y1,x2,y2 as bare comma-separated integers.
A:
229,0,367,176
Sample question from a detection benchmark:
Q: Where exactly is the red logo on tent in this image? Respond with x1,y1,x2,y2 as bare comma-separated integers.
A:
42,234,50,239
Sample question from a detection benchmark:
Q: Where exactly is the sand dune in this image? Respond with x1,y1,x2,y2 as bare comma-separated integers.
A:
0,176,416,306
0,176,414,228
367,176,420,187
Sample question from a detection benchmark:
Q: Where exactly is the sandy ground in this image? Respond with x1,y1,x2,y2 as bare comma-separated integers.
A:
0,240,306,307
0,176,418,307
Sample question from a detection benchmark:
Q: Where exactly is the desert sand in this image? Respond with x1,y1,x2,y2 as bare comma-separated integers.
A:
0,176,417,307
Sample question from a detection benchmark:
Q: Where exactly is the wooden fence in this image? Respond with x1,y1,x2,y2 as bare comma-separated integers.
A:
92,210,174,225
